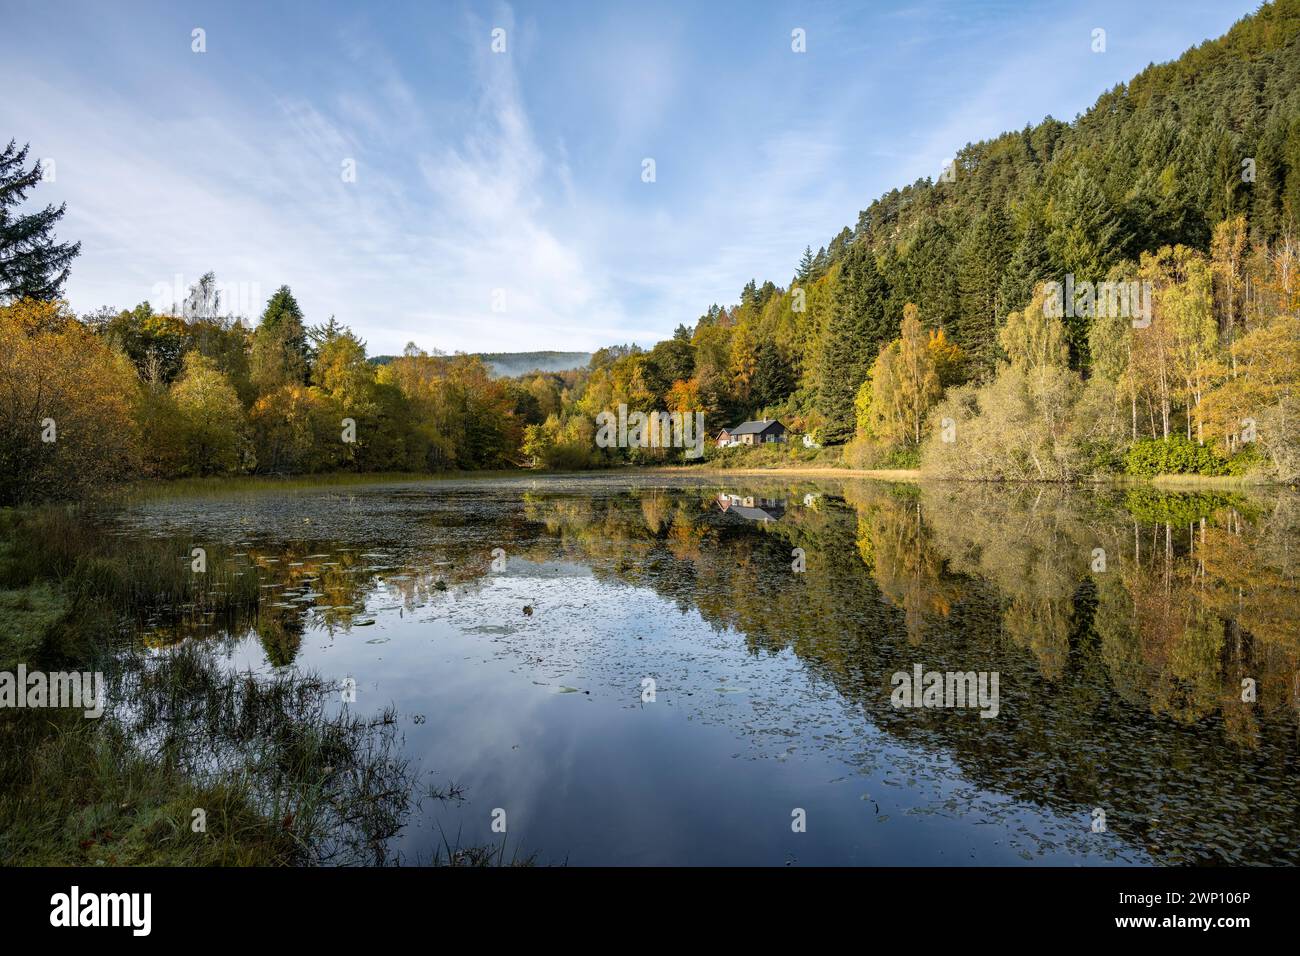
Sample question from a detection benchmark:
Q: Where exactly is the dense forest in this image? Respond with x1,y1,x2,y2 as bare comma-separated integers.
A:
3,0,1300,502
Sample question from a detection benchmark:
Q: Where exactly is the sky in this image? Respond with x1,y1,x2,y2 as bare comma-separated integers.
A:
0,0,1262,355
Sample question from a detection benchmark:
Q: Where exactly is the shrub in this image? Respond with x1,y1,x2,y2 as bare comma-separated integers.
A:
1123,436,1231,477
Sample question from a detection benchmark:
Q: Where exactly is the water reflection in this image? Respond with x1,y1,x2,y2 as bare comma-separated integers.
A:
122,476,1300,865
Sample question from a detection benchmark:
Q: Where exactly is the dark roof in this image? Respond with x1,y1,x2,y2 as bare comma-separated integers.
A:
728,419,785,436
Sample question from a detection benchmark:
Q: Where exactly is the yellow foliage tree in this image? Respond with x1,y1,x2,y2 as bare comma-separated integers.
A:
0,299,139,502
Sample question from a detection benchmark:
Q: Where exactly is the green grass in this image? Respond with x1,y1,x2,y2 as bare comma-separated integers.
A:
0,706,299,866
702,442,842,469
0,584,68,671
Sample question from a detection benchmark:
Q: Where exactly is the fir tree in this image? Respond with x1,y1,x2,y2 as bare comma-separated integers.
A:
0,141,80,301
816,243,888,443
954,206,1013,376
797,246,814,282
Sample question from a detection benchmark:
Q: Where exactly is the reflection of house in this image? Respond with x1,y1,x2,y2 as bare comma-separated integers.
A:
716,419,788,447
716,493,786,523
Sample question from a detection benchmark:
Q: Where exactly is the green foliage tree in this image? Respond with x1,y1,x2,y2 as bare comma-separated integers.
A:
816,243,888,443
251,286,310,393
0,141,80,301
171,352,249,475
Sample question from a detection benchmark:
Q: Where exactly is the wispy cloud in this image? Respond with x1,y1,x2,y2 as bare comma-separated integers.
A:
0,0,1259,353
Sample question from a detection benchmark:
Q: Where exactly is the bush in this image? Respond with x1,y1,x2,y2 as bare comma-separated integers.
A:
1123,436,1231,477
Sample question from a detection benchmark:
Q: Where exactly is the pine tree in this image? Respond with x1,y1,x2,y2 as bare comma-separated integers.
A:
1048,167,1123,363
999,218,1051,321
0,141,81,301
954,206,1013,377
797,246,814,282
901,220,959,334
816,243,888,443
251,285,310,393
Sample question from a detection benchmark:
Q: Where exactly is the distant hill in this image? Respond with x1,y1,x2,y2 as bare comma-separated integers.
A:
477,351,592,377
369,350,591,377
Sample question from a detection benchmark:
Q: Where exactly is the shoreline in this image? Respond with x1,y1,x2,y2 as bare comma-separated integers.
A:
82,466,1294,503
644,465,923,482
641,465,1287,490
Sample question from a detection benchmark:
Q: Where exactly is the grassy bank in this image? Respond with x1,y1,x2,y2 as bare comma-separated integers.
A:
649,464,923,482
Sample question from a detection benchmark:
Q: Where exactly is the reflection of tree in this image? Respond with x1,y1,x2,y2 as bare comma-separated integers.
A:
918,484,1091,681
843,484,962,645
1003,597,1071,681
143,478,1300,864
520,478,1300,865
257,606,305,667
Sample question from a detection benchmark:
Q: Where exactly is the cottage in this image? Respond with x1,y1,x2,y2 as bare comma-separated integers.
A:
716,493,786,523
716,419,788,447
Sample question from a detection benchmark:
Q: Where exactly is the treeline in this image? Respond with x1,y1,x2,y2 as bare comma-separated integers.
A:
523,0,1300,479
0,278,561,504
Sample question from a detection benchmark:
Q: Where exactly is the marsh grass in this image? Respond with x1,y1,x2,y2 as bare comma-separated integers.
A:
0,503,514,866
111,470,524,505
427,832,538,867
0,642,417,865
0,506,262,638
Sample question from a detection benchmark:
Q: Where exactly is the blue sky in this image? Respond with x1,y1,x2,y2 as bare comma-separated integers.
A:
0,0,1260,355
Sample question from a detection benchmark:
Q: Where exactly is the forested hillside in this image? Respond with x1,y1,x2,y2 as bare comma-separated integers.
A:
525,0,1300,478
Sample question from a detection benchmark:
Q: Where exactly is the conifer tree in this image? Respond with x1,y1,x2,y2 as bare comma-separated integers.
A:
816,243,888,443
0,141,80,301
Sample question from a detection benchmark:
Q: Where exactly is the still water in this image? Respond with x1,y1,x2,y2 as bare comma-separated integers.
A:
116,474,1300,865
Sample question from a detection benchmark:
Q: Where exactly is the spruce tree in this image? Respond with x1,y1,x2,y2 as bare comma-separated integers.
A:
1048,167,1122,362
816,242,888,443
0,141,81,301
954,206,1013,377
999,218,1051,320
797,246,814,282
250,285,310,392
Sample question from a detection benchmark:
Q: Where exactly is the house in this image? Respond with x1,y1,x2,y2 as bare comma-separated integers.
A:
717,419,788,447
716,493,786,523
